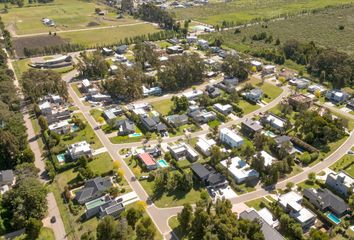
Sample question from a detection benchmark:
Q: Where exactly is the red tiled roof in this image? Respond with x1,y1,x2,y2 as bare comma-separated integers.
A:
138,153,156,166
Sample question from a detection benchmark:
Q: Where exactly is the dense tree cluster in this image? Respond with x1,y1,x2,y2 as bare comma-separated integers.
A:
294,111,346,149
158,53,205,91
135,3,175,29
77,51,110,79
178,198,264,239
133,42,158,70
221,55,249,80
171,96,189,114
21,68,67,101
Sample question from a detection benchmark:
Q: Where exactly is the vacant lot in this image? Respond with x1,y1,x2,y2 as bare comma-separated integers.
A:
59,23,160,47
1,0,139,35
173,0,353,26
210,5,354,55
13,35,67,58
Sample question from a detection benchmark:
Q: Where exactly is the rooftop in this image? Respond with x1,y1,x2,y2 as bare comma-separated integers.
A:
138,153,156,166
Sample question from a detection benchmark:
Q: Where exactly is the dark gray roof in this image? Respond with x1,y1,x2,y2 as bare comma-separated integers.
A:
0,170,14,184
156,123,167,132
117,119,135,132
190,163,210,179
275,135,292,145
75,177,112,203
240,209,285,240
141,116,157,128
242,119,263,132
168,114,188,124
303,188,348,215
207,172,226,186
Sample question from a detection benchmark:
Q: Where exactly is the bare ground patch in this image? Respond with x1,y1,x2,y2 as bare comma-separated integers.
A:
13,35,67,58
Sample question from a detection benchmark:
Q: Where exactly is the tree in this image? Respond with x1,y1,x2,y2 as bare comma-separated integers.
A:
25,218,43,240
126,207,143,229
14,162,39,181
81,231,95,240
177,204,193,232
38,115,48,131
210,145,222,166
286,182,294,191
96,216,118,240
113,161,121,170
78,51,109,79
97,116,105,125
308,172,316,184
221,55,249,80
136,217,156,240
121,0,134,13
133,42,158,70
309,229,329,240
136,200,147,213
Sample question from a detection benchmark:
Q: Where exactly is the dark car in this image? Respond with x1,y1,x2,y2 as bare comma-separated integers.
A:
50,216,56,224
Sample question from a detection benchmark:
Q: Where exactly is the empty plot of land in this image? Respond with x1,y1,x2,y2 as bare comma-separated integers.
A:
58,23,160,47
172,0,354,26
0,0,139,35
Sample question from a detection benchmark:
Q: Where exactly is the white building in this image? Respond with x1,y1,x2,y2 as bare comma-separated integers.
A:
213,103,233,115
48,120,70,134
262,65,276,75
219,128,244,148
81,79,91,92
39,101,52,115
195,137,216,156
221,157,259,183
182,89,203,100
168,143,199,162
325,171,354,197
67,141,93,160
262,114,286,130
250,60,262,70
258,208,280,228
255,151,276,167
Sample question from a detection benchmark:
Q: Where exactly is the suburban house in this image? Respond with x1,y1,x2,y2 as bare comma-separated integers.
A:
240,208,284,240
115,45,128,54
75,177,113,204
166,114,189,128
278,191,316,228
102,47,114,56
325,90,349,103
256,151,276,167
289,78,311,89
39,101,52,115
89,93,112,102
48,120,71,134
190,163,228,188
166,45,184,54
85,195,124,219
219,128,244,148
0,170,15,194
46,110,71,125
288,94,313,111
243,88,263,102
183,89,203,100
197,39,209,49
205,85,221,99
188,109,216,124
137,153,157,170
221,157,259,183
261,113,287,131
81,79,91,92
67,141,93,160
140,116,167,133
168,143,199,162
262,65,276,75
307,84,327,95
241,119,263,138
325,171,354,197
250,60,262,71
195,137,216,156
142,86,162,97
114,119,136,136
274,135,295,154
103,107,123,121
347,98,354,110
50,95,62,104
213,103,233,115
186,35,198,43
223,77,239,86
303,188,349,217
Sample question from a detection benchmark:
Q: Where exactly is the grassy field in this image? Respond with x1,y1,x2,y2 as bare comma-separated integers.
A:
330,154,354,178
71,83,83,98
59,23,160,47
151,99,173,116
238,100,260,114
109,127,144,144
1,0,140,35
12,59,30,78
173,0,354,26
245,197,271,210
89,109,103,122
209,5,354,55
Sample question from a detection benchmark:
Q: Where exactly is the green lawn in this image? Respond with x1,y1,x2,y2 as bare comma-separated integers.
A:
71,83,82,98
168,216,185,240
261,82,283,103
89,109,103,123
61,113,103,149
151,99,173,116
297,180,321,190
330,154,354,178
12,59,30,79
88,152,113,176
208,119,221,128
1,0,140,35
59,23,160,47
245,197,270,210
38,227,55,240
238,100,260,115
109,127,144,144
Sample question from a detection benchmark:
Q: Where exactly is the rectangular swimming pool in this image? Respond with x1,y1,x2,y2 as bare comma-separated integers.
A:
327,212,341,224
129,133,142,138
157,159,169,168
56,153,66,163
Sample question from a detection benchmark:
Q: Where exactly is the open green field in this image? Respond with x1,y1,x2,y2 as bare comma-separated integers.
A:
1,0,140,35
59,23,160,47
209,5,354,55
173,0,354,26
330,154,354,178
151,99,173,116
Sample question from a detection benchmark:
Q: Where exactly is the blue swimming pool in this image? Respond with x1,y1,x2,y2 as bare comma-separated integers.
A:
129,133,142,138
57,153,66,163
327,212,341,224
71,124,79,132
157,159,169,168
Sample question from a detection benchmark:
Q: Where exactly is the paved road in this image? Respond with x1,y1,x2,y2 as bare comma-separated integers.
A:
6,54,68,240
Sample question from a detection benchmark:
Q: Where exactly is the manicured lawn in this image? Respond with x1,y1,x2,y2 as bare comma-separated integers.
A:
208,119,221,128
89,109,103,123
38,227,55,240
12,59,30,79
88,152,113,176
330,154,354,178
1,0,140,35
245,197,270,210
151,99,173,116
109,127,144,144
71,83,82,98
261,82,283,103
331,111,354,131
59,23,160,47
297,180,321,190
168,216,185,240
238,100,260,115
285,165,303,178
61,113,103,149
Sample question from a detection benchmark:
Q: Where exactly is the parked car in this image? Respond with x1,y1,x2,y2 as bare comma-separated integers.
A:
50,216,56,223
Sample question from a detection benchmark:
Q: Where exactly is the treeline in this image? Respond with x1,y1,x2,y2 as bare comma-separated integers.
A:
0,17,12,52
135,3,175,29
22,30,179,57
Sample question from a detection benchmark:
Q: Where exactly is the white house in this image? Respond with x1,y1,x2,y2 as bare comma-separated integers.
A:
197,39,209,49
48,120,71,134
182,90,203,100
219,128,244,148
39,101,52,115
325,171,354,197
255,151,276,167
142,86,162,97
67,141,93,160
250,60,262,70
262,114,286,131
213,103,233,115
262,65,276,75
196,137,216,156
221,157,259,183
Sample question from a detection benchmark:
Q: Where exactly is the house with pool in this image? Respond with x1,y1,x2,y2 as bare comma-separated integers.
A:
137,153,158,171
67,141,93,160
